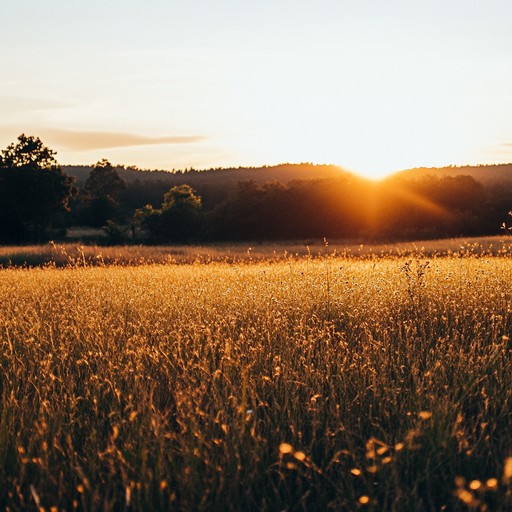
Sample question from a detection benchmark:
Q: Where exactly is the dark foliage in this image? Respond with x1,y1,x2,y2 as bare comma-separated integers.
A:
0,134,75,242
136,185,204,243
207,174,494,242
78,159,127,227
2,135,512,244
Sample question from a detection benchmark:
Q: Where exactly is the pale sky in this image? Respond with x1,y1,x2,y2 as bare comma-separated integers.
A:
1,0,511,179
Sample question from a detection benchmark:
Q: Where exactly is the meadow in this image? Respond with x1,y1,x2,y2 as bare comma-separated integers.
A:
0,235,511,267
1,241,512,510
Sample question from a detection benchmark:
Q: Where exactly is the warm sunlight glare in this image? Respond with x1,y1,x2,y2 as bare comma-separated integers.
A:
1,1,512,173
348,166,397,181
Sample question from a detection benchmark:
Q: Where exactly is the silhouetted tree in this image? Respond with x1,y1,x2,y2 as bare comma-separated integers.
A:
80,159,126,227
209,177,368,241
0,134,75,242
135,184,203,242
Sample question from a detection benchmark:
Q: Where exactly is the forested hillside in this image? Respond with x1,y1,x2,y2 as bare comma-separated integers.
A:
3,134,512,244
63,163,349,210
63,162,347,185
64,161,512,243
396,163,512,184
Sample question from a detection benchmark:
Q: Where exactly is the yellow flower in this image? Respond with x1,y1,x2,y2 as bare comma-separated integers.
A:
279,443,293,455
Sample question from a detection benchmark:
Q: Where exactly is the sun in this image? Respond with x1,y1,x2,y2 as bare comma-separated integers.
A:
357,169,396,181
345,164,398,181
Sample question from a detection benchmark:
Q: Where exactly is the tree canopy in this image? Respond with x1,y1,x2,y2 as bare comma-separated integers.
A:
79,159,126,227
0,133,60,170
0,134,75,242
82,159,126,202
0,134,507,244
162,184,202,211
135,185,203,243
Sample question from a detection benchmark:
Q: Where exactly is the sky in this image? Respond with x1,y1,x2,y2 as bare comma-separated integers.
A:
1,0,511,179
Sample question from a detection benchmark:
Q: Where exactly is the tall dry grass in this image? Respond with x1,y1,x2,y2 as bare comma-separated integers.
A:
1,235,512,268
0,251,511,510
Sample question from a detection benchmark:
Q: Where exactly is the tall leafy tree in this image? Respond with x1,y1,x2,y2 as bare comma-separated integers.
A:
135,184,203,242
0,134,75,242
80,159,126,227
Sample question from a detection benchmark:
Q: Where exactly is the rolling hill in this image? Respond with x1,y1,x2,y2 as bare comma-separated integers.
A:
63,163,351,186
393,163,512,184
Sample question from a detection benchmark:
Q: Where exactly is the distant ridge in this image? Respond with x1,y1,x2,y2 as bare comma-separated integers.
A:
393,163,512,184
63,163,351,186
63,162,512,188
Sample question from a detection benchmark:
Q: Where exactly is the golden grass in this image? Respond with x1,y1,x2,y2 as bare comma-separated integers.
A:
1,234,512,268
1,250,512,510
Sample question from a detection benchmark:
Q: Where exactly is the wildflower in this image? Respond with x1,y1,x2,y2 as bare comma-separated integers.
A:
486,478,498,490
455,488,474,506
294,451,306,461
503,457,512,483
279,443,293,455
468,480,481,490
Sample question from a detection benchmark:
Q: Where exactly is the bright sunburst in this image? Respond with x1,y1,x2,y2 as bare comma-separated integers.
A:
1,0,511,171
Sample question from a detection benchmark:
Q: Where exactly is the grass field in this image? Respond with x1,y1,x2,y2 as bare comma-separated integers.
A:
0,235,511,268
1,243,512,510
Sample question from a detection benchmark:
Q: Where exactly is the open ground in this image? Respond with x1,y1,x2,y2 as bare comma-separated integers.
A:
1,238,512,510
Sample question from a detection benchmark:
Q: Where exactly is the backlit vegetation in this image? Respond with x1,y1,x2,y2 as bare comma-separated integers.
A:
1,247,512,510
1,235,512,267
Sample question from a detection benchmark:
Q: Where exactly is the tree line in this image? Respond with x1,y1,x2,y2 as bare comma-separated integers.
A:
1,134,510,244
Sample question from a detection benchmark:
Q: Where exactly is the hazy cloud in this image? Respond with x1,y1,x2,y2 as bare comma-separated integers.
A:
0,95,74,115
40,129,206,151
487,143,512,156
